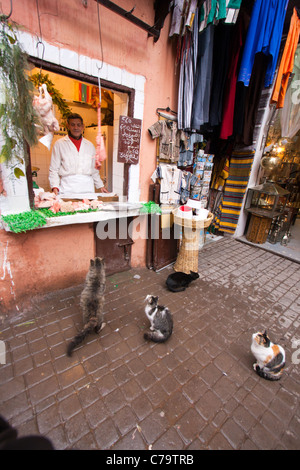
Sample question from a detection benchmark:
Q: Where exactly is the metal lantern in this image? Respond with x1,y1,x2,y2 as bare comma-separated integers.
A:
245,181,290,219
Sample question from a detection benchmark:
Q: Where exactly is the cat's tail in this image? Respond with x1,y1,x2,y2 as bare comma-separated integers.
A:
144,330,172,343
254,364,284,381
67,317,99,357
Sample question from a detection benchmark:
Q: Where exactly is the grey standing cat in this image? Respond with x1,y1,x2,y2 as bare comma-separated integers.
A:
144,294,173,343
67,257,106,356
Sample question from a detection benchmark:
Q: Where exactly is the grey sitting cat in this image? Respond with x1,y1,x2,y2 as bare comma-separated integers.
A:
67,257,106,357
166,271,199,292
144,295,173,343
251,330,285,381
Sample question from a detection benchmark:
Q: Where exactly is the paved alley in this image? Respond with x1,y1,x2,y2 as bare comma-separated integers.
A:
0,238,299,450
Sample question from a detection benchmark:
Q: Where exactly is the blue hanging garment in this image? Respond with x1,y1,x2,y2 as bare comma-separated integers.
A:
237,0,289,87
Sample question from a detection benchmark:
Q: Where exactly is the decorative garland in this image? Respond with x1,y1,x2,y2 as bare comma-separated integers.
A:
0,21,39,166
1,210,47,233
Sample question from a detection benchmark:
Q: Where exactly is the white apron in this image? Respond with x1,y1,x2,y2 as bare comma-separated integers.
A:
59,174,94,195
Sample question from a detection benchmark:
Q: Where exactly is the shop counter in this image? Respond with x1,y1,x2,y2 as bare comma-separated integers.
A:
1,202,142,232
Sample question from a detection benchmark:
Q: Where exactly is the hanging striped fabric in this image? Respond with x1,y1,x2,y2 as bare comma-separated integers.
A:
74,82,91,103
213,151,255,233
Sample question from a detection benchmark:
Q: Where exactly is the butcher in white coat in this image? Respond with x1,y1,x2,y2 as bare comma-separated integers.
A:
49,113,108,195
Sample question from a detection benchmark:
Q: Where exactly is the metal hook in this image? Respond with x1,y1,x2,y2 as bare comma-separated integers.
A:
0,0,13,21
36,39,45,86
36,39,45,60
125,5,136,16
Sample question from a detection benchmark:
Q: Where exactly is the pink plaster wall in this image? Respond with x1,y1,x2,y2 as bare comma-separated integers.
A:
0,224,95,314
0,0,179,310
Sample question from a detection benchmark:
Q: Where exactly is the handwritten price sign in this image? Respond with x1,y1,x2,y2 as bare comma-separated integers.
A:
118,116,142,165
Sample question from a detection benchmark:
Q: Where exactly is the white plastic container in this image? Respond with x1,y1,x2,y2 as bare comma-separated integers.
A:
177,205,193,219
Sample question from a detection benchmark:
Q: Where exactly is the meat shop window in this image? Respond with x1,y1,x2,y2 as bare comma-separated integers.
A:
27,67,130,202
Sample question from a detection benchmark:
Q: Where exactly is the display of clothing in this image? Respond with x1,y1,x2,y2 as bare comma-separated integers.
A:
178,7,199,130
209,23,233,127
199,0,242,31
175,1,245,133
49,135,104,194
148,120,188,162
191,24,215,130
151,163,182,205
185,0,199,30
169,0,185,37
219,7,250,140
178,132,203,167
169,0,242,38
178,34,195,130
271,8,300,109
150,0,297,234
237,0,288,88
180,171,198,204
235,52,268,146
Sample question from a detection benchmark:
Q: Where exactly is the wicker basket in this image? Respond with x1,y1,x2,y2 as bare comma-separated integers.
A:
173,210,213,274
173,210,213,230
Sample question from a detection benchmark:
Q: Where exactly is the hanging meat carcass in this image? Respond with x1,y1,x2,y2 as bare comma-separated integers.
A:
33,83,59,149
94,102,107,170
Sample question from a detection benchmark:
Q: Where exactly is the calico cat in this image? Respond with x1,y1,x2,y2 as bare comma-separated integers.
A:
166,271,199,292
144,294,173,343
251,330,285,381
67,257,106,357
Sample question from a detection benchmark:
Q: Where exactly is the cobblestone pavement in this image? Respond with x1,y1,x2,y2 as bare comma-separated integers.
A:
0,238,299,450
